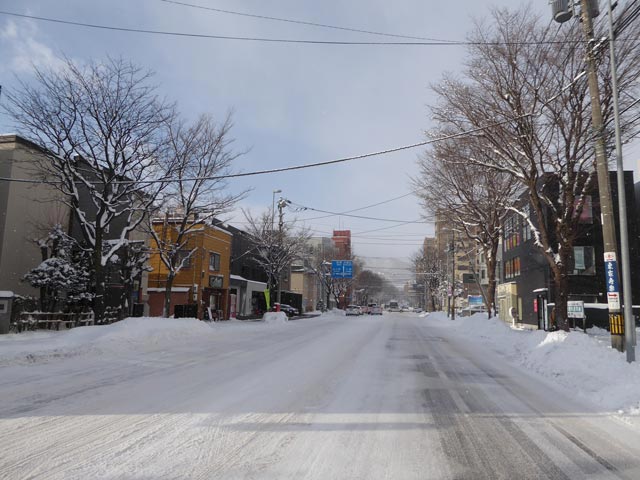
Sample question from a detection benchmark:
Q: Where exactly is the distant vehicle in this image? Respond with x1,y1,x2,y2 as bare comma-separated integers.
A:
369,303,383,315
414,308,423,313
356,306,364,315
346,305,360,316
278,304,299,317
388,300,401,312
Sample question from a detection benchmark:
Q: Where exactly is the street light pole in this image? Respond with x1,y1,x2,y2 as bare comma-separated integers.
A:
451,230,456,321
606,0,635,361
276,197,287,304
272,189,281,231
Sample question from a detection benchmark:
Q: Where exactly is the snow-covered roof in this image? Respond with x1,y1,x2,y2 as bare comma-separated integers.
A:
0,291,14,298
230,275,247,281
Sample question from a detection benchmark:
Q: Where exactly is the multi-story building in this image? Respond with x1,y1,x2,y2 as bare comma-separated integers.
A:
147,221,232,319
497,172,640,329
290,236,336,311
0,135,155,319
332,230,351,259
223,224,269,317
434,212,477,310
0,135,69,298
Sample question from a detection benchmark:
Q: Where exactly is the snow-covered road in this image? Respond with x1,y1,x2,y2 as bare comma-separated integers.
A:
3,313,640,479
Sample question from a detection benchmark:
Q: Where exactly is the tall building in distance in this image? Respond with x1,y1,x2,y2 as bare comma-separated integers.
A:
423,237,437,258
332,230,351,259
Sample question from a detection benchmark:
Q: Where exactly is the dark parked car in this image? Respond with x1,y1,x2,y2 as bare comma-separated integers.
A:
278,304,300,317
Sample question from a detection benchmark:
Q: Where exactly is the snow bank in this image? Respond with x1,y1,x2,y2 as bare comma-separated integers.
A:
0,317,217,366
320,309,345,317
263,312,289,324
432,312,640,414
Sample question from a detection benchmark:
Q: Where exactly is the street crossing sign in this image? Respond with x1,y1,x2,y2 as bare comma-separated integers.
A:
331,260,353,279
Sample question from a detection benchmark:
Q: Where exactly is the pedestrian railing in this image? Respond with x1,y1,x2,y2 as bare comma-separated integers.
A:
12,311,95,332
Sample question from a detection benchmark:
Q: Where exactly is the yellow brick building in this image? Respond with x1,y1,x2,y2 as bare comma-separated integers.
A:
147,222,232,319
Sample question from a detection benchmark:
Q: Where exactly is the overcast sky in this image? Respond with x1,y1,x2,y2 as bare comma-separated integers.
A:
3,0,634,263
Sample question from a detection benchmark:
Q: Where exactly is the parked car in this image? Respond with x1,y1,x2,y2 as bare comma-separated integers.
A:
278,304,300,317
369,303,383,315
346,305,360,316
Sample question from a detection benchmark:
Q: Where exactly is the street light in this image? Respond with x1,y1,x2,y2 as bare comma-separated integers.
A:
272,189,281,230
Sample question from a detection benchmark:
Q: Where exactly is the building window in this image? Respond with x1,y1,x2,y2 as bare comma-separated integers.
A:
571,246,595,275
504,215,522,251
574,195,593,224
209,252,221,271
522,205,532,242
177,250,192,269
505,257,521,279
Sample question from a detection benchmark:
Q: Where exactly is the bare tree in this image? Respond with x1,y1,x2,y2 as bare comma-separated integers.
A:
4,56,174,321
148,114,247,317
353,270,384,305
427,7,640,329
243,209,311,306
413,137,519,317
410,247,444,313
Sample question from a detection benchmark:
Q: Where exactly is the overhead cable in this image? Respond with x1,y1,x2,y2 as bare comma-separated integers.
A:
0,114,536,186
0,11,632,47
288,199,429,223
295,192,417,221
158,0,460,43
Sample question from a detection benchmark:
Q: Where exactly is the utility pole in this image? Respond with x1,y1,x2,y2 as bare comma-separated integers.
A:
551,0,631,355
578,0,624,352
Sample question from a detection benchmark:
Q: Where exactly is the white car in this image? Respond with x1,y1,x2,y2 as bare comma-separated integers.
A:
369,304,383,315
346,305,360,316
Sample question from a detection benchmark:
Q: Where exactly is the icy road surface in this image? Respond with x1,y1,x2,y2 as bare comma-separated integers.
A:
3,313,640,479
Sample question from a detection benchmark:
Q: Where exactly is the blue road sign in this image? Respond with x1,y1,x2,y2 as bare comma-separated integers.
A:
331,260,353,279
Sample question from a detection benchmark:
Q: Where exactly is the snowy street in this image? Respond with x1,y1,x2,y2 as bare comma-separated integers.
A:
3,313,640,479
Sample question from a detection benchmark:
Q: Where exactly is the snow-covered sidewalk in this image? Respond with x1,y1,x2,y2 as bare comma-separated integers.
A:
428,311,640,415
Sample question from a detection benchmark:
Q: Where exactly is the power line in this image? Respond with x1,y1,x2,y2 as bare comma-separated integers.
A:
2,60,587,187
0,10,464,45
0,114,532,185
158,0,460,43
295,192,416,221
288,199,430,223
0,11,632,47
354,220,427,235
